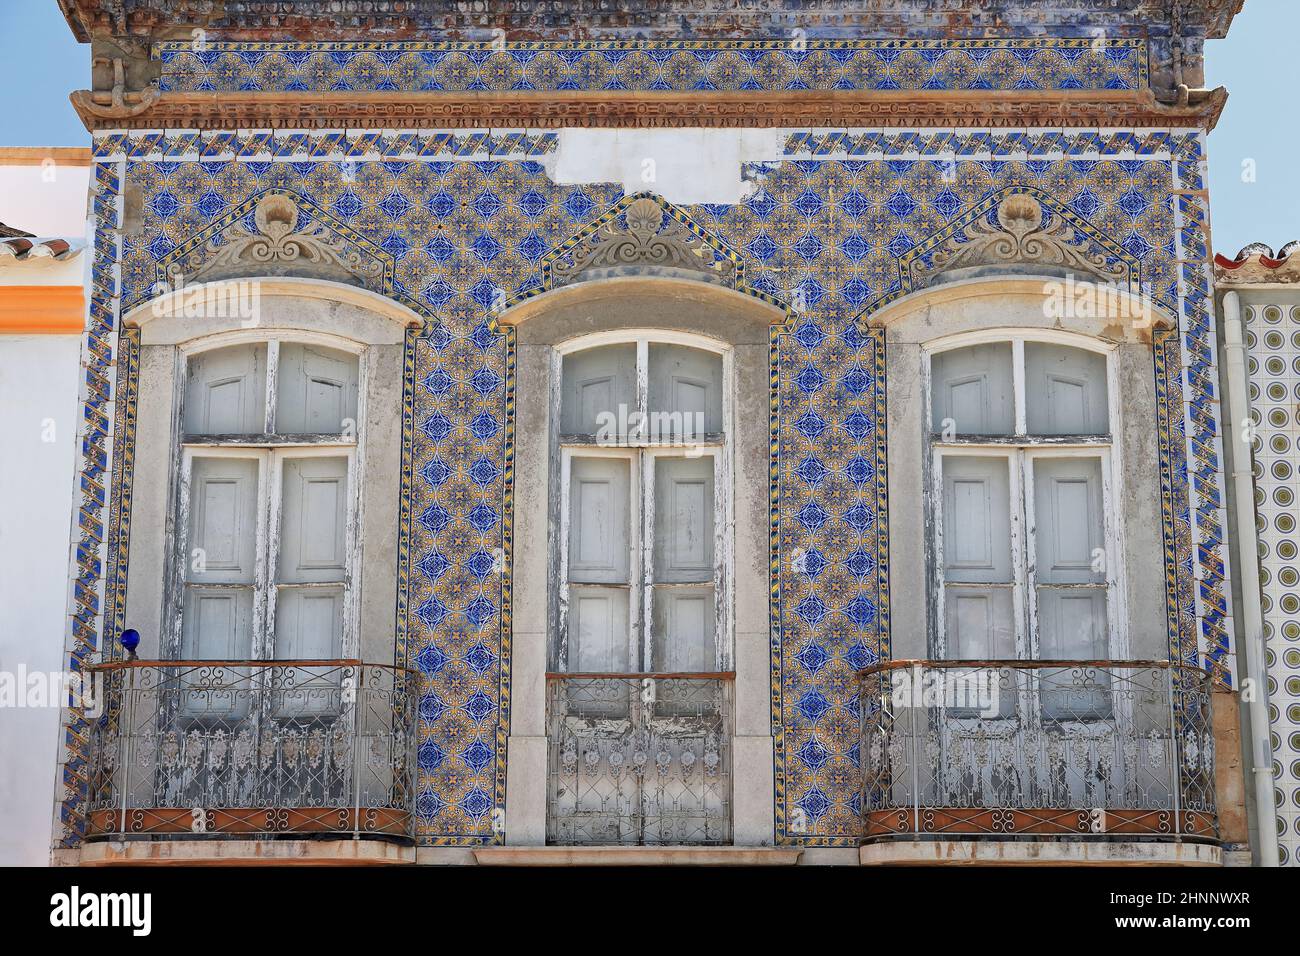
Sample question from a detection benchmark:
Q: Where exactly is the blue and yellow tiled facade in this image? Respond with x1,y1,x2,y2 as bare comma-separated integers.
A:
58,25,1233,851
155,39,1149,94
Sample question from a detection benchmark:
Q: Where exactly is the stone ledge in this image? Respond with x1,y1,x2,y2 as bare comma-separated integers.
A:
860,840,1222,867
473,846,803,866
78,839,415,866
70,88,1227,133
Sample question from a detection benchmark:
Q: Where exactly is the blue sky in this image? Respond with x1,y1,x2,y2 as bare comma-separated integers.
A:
1,0,1295,256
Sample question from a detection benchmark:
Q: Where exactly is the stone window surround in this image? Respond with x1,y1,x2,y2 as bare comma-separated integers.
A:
498,274,784,847
874,275,1174,666
118,277,420,667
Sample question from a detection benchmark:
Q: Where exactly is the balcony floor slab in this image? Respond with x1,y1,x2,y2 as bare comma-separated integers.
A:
473,846,803,866
859,840,1222,867
78,839,415,866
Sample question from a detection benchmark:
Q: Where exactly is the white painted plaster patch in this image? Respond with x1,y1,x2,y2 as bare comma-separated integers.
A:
548,129,785,206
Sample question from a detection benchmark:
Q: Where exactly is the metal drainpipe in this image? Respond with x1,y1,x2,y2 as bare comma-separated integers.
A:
1221,290,1280,866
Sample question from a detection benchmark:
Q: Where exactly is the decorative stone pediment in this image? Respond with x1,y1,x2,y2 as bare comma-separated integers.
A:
544,195,738,289
908,191,1132,289
161,191,389,292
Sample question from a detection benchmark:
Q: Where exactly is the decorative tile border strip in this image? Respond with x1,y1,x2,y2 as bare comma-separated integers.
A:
91,130,559,163
57,162,121,847
784,128,1194,158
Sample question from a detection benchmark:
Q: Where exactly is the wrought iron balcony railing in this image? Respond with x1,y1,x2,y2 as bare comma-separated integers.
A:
86,660,418,841
546,673,733,846
860,660,1217,840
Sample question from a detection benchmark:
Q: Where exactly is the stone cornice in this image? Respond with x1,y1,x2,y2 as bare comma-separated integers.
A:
70,86,1228,132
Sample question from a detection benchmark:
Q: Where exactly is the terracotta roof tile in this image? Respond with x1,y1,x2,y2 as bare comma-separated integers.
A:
0,237,84,264
1214,242,1300,285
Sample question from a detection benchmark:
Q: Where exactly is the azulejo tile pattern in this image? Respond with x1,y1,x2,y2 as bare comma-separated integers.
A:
61,140,1223,848
1244,300,1300,865
157,38,1147,95
53,37,1228,851
771,320,888,844
91,130,559,163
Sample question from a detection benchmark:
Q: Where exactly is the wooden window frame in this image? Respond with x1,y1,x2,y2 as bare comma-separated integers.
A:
923,330,1128,664
552,330,734,674
164,331,366,662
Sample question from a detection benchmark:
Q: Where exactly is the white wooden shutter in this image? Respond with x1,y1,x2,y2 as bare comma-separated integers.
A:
570,590,631,673
566,456,633,671
647,344,723,441
182,455,259,660
1031,456,1107,659
650,456,716,672
560,344,637,437
273,455,348,662
930,344,1014,436
181,455,260,717
568,456,632,584
275,344,359,434
941,455,1015,659
271,454,350,716
1024,343,1108,435
184,343,267,435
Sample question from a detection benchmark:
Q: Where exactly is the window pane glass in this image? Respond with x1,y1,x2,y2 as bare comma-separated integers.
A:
652,588,715,672
568,456,631,584
648,343,723,440
561,344,637,438
653,456,714,583
275,344,359,434
930,344,1013,436
941,455,1012,584
1024,343,1108,435
185,343,267,435
568,586,630,673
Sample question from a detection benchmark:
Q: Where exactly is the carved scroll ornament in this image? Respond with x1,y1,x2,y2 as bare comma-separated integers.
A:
550,197,733,285
912,192,1130,287
171,192,384,286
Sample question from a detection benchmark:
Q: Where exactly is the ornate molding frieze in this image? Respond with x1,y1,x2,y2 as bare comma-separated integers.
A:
911,192,1130,288
70,88,1228,132
548,197,734,287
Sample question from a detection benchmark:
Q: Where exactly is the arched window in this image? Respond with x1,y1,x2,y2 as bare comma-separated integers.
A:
175,335,362,663
927,334,1118,668
554,333,728,675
